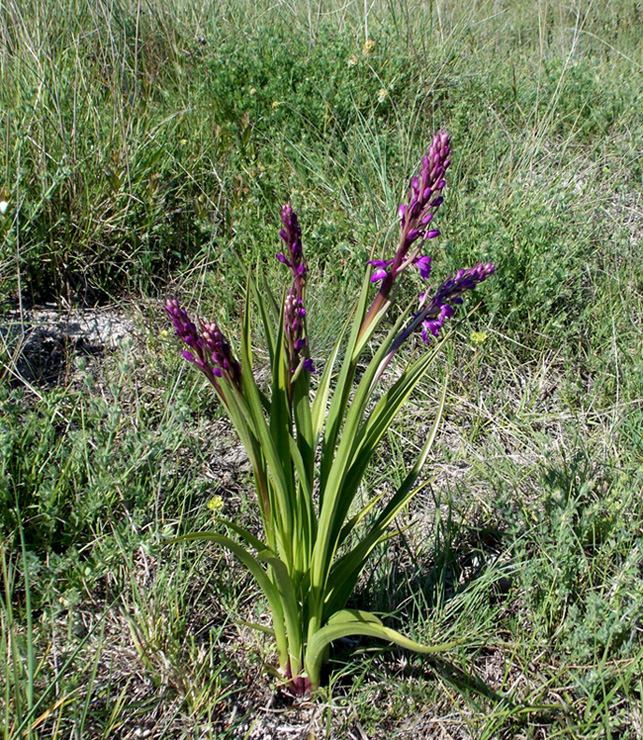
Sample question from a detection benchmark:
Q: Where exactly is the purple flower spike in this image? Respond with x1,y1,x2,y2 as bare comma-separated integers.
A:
279,204,308,278
166,299,200,347
401,130,451,247
363,131,452,305
417,263,495,341
201,319,242,387
166,298,241,390
278,204,313,377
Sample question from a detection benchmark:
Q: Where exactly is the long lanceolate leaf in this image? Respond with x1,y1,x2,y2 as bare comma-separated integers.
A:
327,337,447,546
309,303,433,633
239,279,295,563
258,553,304,676
246,270,315,576
248,271,277,365
305,609,461,689
317,271,373,500
172,532,289,671
269,286,316,575
324,377,448,618
292,369,314,493
215,519,269,554
310,320,346,442
215,382,275,548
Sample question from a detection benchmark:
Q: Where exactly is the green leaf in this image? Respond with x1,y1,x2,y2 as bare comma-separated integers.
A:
238,277,294,553
261,274,281,323
269,288,296,500
292,369,314,492
312,303,431,598
336,491,385,547
258,552,303,675
242,270,255,372
215,518,270,554
287,434,316,570
215,382,274,547
248,269,277,365
326,338,445,545
318,271,373,496
172,532,289,669
305,609,460,689
310,317,348,443
324,377,447,616
287,436,312,501
237,620,276,637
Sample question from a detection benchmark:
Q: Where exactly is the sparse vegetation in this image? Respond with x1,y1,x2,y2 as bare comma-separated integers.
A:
1,0,642,737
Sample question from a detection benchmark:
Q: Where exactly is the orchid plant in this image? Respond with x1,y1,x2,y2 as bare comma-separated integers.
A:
166,131,494,695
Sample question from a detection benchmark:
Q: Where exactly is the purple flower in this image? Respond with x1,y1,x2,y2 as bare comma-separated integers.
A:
412,255,432,280
367,258,393,282
277,204,313,376
278,204,308,278
421,303,454,341
369,261,495,389
166,299,200,348
399,130,451,251
201,319,242,387
364,131,451,288
165,298,241,389
418,263,495,341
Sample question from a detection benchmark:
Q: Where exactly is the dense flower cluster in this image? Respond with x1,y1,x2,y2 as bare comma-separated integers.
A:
277,204,307,278
278,204,314,374
167,134,492,389
165,299,241,389
418,263,496,341
368,130,451,287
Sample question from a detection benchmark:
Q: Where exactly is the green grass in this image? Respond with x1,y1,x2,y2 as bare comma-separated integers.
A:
2,0,643,736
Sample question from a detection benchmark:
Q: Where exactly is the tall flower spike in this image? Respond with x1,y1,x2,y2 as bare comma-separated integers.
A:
277,204,308,278
165,299,207,367
369,262,495,388
360,131,451,342
277,204,314,375
399,129,450,250
369,130,451,286
201,319,242,388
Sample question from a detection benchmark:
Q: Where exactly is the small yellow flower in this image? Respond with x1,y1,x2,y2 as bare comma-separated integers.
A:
272,100,281,109
249,87,257,96
470,331,488,346
362,38,376,56
160,329,169,338
207,495,225,513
